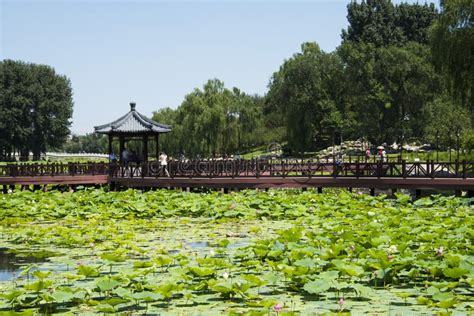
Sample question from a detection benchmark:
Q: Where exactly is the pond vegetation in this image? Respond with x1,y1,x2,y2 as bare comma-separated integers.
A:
0,189,473,315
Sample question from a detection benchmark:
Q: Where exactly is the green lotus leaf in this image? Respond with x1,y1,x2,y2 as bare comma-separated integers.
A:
351,283,373,298
188,266,216,277
154,255,173,267
443,267,469,279
132,291,163,302
0,290,25,303
133,260,153,269
303,279,330,294
101,297,129,307
95,277,122,292
101,252,126,263
416,296,432,305
342,264,365,277
95,304,116,313
293,258,316,269
32,270,51,280
24,280,54,292
432,291,455,302
77,265,100,278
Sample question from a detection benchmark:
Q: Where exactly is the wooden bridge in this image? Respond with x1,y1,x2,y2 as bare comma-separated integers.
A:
1,159,473,195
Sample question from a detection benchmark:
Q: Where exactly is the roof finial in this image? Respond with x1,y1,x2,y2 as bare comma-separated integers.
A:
130,102,136,111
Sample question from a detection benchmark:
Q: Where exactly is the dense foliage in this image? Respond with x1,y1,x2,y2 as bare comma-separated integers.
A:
153,80,267,158
0,189,472,314
431,0,474,110
341,0,437,46
148,0,473,156
2,1,472,158
0,60,73,160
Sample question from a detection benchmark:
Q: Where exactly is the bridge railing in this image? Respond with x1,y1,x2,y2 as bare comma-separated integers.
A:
1,160,472,179
110,159,473,179
0,162,109,177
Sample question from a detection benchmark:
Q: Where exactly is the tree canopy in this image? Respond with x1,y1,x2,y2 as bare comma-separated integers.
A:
0,60,73,160
152,79,265,158
342,0,437,46
431,0,474,111
2,0,473,159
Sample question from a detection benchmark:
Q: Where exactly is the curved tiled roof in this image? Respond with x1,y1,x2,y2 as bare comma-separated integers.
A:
94,103,172,134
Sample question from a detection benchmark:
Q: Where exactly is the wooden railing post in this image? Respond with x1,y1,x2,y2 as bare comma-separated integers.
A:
431,160,435,179
462,160,466,179
402,160,407,178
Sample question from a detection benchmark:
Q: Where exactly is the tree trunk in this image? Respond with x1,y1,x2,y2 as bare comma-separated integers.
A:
20,149,29,161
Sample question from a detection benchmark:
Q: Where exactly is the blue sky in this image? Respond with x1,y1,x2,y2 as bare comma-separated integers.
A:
1,0,436,134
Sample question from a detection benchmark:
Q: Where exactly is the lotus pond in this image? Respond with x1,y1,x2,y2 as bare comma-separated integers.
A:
0,189,473,315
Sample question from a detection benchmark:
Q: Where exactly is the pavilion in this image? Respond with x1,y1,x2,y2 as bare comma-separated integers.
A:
94,102,172,162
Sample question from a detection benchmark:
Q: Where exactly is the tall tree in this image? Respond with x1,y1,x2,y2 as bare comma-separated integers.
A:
342,0,437,47
338,42,441,144
422,95,471,149
431,0,474,111
0,60,74,160
267,42,343,153
154,79,266,158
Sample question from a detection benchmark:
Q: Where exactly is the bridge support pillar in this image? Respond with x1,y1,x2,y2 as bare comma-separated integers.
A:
415,189,422,199
317,187,323,194
9,185,15,192
302,187,307,192
348,187,352,193
370,188,375,196
2,185,7,194
42,185,48,192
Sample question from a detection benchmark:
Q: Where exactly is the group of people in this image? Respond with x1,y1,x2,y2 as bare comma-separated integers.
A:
365,147,387,161
109,149,170,177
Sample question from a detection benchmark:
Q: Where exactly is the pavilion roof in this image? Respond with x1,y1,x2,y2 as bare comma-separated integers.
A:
94,102,172,134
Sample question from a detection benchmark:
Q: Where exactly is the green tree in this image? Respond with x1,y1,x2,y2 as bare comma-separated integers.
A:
0,60,73,160
153,80,266,158
342,0,437,47
267,42,343,153
338,42,441,144
422,96,471,149
62,134,108,153
431,0,474,111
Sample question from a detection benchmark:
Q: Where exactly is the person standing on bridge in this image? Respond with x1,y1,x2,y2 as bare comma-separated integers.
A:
159,152,170,177
121,148,129,165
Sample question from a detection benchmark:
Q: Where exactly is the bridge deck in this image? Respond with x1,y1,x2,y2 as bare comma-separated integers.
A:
0,175,108,186
110,176,474,191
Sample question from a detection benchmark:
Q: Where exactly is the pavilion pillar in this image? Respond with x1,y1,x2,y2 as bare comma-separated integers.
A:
143,135,148,161
108,135,113,157
155,134,160,160
119,136,124,163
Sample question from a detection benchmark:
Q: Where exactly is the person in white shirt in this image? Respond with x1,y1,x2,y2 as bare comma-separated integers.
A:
159,152,170,177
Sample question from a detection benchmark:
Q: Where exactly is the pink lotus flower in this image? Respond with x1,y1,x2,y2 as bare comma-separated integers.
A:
338,298,345,305
436,246,444,257
273,303,283,312
387,254,393,261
